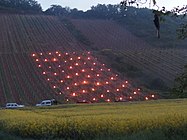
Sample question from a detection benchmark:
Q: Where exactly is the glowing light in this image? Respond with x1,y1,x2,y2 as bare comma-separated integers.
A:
92,88,95,91
64,60,67,63
44,59,48,62
62,70,65,73
151,94,155,98
116,89,119,92
70,58,73,60
93,63,96,65
91,68,94,71
67,87,70,90
116,74,118,77
47,78,50,81
38,65,41,67
72,93,76,96
107,99,110,102
58,65,61,68
40,53,43,55
73,52,75,54
53,58,57,61
97,74,100,77
69,66,73,69
83,81,87,84
53,85,56,88
84,62,86,64
82,69,85,72
56,51,59,54
88,51,91,54
75,63,79,66
74,83,78,86
32,54,36,57
96,82,100,86
107,90,110,93
138,88,141,91
48,52,52,55
36,59,39,62
134,91,137,95
66,99,69,102
110,77,114,80
76,73,79,76
88,57,90,60
103,64,105,66
42,72,46,75
129,96,132,99
49,66,51,69
145,97,149,100
120,97,123,100
100,69,103,71
101,94,104,98
58,54,61,56
108,69,111,71
60,80,63,83
59,92,62,95
87,75,90,78
78,57,81,60
122,84,125,87
93,98,96,101
65,53,68,55
82,90,86,93
125,81,128,84
105,82,109,84
67,75,70,79
54,73,57,76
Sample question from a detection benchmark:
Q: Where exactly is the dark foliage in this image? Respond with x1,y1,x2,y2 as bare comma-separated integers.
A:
44,5,70,16
172,65,187,98
0,0,42,13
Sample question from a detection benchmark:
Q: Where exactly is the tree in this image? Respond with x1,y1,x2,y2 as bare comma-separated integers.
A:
44,5,70,16
0,0,42,13
120,0,187,39
172,65,187,98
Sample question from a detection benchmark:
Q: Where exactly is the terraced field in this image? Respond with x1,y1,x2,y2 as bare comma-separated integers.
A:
0,14,158,106
0,14,87,105
0,14,186,105
71,19,187,86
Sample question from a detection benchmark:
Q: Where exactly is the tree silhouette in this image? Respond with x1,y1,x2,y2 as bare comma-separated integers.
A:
120,0,187,39
0,0,42,13
44,5,70,16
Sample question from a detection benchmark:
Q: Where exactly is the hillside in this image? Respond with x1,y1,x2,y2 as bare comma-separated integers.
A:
0,13,186,105
0,14,160,106
0,14,87,105
71,19,187,88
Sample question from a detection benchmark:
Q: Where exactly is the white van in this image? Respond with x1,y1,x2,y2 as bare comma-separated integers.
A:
6,103,24,109
36,100,52,107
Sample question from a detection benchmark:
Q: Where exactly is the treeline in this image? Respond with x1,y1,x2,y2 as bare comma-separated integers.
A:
0,0,42,13
44,4,148,19
172,65,187,98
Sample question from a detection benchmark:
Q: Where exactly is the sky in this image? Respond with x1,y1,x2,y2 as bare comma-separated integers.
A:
37,0,187,11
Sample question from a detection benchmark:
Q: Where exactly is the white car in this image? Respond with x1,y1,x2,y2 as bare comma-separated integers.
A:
36,100,52,107
6,103,25,109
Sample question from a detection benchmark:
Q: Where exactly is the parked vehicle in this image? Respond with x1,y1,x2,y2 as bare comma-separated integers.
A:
6,103,24,109
36,100,53,107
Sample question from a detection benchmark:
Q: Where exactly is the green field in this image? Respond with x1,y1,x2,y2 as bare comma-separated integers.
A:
0,99,187,140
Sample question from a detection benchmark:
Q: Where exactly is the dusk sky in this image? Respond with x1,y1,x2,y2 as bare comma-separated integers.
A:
37,0,187,11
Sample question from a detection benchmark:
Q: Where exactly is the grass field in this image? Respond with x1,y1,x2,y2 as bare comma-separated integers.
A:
0,99,187,140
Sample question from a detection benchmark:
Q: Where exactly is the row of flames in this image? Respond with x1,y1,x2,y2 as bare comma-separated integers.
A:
31,51,156,103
